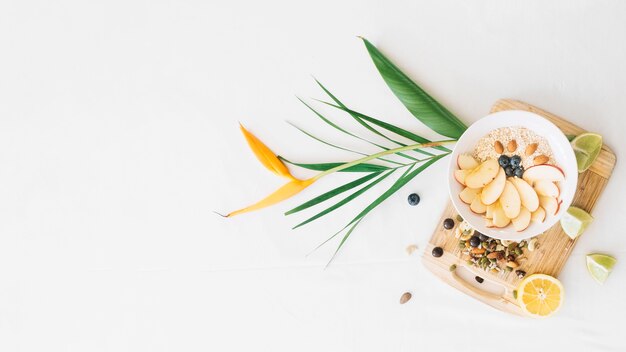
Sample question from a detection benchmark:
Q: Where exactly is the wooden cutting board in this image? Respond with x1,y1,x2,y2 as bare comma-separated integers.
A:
422,99,616,316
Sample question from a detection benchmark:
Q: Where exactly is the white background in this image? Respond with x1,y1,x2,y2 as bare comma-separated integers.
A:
1,1,625,351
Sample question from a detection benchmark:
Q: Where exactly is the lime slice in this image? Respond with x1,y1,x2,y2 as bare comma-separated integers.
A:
560,206,593,239
586,253,617,284
571,133,603,172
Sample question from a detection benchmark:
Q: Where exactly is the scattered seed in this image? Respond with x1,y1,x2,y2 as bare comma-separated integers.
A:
515,270,526,279
513,290,518,299
514,247,523,256
449,264,457,272
475,276,484,284
405,244,418,255
456,214,464,222
399,292,412,304
504,266,513,272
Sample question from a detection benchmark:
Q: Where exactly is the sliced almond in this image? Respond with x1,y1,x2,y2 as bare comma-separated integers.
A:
507,139,517,152
471,247,486,255
525,143,538,156
486,252,500,259
506,261,519,268
533,155,549,165
494,141,504,154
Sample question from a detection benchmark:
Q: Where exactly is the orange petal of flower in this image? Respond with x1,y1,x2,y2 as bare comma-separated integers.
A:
240,123,294,180
226,178,315,217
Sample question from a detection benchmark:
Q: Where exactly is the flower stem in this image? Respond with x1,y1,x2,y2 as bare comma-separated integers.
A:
311,140,456,181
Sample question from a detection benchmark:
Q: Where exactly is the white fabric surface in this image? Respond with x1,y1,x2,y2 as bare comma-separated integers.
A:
1,1,625,351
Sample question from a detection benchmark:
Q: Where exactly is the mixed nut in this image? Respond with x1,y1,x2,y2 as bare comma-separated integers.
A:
444,218,539,276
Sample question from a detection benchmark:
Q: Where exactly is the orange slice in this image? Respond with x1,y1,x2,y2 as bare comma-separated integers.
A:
517,274,564,318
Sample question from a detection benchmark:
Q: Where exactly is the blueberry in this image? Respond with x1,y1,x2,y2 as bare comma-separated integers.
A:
407,193,420,206
469,236,480,247
443,218,455,230
432,247,444,257
477,232,490,242
514,167,524,178
498,155,510,168
505,166,515,177
510,155,522,168
475,276,484,284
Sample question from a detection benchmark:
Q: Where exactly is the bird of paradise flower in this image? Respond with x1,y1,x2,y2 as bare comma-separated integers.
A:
219,38,468,264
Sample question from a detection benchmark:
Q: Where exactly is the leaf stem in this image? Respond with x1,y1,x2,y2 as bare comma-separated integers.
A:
311,140,455,181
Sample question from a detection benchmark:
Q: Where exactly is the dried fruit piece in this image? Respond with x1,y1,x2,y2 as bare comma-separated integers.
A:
494,140,504,154
525,143,538,156
399,292,412,304
534,155,549,165
507,139,518,152
432,247,444,257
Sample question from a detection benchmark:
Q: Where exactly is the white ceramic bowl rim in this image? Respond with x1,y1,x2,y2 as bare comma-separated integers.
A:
448,110,578,240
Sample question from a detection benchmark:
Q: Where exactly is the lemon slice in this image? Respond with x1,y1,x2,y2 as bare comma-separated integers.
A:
517,274,564,318
571,133,603,172
586,253,617,284
560,206,593,239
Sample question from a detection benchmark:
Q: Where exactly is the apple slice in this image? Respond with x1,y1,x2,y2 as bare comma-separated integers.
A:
500,180,521,219
481,167,506,205
511,207,531,232
492,202,511,228
459,187,480,204
539,195,558,215
531,206,546,223
454,169,471,186
534,180,560,198
485,204,495,219
510,177,539,212
457,153,479,170
465,159,500,189
485,218,495,228
470,196,487,214
522,164,565,185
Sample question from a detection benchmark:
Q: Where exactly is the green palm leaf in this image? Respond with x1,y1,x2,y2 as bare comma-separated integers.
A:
361,37,467,139
285,172,382,215
320,154,445,261
313,79,432,158
320,102,451,153
279,156,391,173
293,170,395,229
287,122,404,166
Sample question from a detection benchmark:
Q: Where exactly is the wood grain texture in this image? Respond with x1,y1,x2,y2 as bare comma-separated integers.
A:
422,99,616,316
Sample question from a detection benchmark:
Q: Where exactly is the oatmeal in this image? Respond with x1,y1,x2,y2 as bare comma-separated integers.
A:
472,126,555,169
453,126,565,232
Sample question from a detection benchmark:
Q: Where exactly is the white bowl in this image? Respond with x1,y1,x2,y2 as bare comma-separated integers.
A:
448,110,578,240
